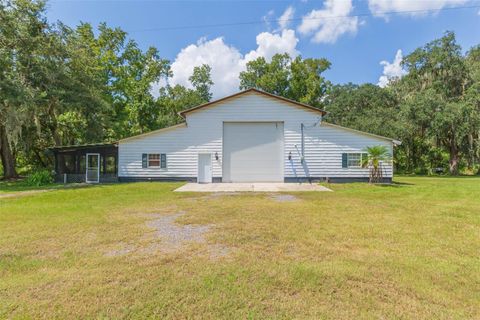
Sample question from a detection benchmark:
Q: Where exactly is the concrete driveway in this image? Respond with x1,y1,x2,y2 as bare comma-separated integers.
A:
174,183,332,192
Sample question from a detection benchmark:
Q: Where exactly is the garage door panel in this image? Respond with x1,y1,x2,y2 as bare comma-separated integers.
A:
223,122,284,182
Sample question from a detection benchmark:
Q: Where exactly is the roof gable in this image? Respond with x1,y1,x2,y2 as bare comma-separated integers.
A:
179,88,327,118
322,122,401,145
119,122,186,143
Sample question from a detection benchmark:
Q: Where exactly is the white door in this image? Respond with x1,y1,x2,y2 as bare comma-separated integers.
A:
223,122,284,182
197,153,212,183
86,153,100,183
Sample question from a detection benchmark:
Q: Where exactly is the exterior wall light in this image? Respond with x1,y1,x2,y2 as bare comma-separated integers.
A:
215,152,219,160
288,152,292,160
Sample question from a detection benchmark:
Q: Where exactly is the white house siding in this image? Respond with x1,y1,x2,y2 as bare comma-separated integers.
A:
118,91,394,181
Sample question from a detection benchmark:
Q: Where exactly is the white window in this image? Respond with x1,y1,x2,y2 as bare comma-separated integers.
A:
347,153,362,168
148,154,160,167
143,153,167,169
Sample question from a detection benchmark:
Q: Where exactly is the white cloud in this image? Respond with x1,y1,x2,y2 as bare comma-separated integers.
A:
165,37,243,99
278,6,295,30
244,29,299,62
164,29,299,98
263,9,275,30
378,49,407,87
298,0,359,43
368,0,468,18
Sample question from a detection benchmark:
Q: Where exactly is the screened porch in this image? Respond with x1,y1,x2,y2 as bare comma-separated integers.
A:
49,143,118,183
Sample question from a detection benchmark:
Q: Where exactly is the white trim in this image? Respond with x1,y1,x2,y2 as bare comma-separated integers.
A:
147,153,160,168
346,152,362,169
146,153,167,170
179,88,326,118
86,153,100,183
119,123,187,143
322,122,401,145
197,153,212,184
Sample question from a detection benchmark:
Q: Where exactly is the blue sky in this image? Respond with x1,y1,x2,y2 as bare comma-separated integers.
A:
46,0,480,97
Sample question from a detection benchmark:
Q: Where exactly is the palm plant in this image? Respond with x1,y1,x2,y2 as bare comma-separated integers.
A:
362,145,392,183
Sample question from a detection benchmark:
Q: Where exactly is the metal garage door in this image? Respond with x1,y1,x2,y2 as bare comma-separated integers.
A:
223,122,284,182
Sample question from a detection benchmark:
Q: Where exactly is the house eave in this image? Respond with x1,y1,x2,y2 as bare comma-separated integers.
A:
118,122,187,143
178,88,327,118
321,122,401,145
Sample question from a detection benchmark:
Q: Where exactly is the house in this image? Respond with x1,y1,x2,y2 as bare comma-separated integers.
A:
50,89,399,184
115,89,399,183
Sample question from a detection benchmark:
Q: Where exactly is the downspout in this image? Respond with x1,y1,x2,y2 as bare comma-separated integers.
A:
300,123,305,164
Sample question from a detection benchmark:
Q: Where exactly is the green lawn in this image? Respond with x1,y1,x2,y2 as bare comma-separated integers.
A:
1,177,479,319
0,180,65,193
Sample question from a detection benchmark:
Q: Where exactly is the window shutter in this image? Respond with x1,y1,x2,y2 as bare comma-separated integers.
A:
142,154,148,168
160,154,167,169
342,153,348,168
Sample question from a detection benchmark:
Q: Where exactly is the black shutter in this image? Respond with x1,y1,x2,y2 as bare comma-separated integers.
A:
342,153,348,168
142,154,148,168
160,154,167,169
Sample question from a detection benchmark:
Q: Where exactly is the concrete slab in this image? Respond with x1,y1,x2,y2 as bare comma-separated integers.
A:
174,183,332,192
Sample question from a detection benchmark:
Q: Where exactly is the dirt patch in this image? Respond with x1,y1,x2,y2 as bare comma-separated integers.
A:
0,190,50,199
194,192,240,200
105,243,135,257
208,244,230,259
145,212,212,249
269,194,299,202
105,212,229,258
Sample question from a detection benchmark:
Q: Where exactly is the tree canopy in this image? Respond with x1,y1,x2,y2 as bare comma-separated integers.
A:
239,53,331,108
0,0,479,178
0,0,213,178
240,33,480,175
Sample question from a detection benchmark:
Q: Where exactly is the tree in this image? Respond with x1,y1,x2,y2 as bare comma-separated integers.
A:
19,21,119,172
239,53,331,108
464,45,480,173
0,0,47,178
240,54,290,96
396,31,477,175
114,42,170,135
156,85,204,127
1,2,478,180
0,0,174,178
189,64,213,102
324,83,399,138
156,67,214,128
362,145,392,183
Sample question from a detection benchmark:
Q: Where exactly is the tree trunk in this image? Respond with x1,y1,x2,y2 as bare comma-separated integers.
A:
467,133,474,170
448,144,460,176
47,102,66,174
0,124,18,179
33,149,47,167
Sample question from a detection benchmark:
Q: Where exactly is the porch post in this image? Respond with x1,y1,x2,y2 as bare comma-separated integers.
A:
72,153,77,174
75,152,80,174
102,153,107,174
54,152,58,174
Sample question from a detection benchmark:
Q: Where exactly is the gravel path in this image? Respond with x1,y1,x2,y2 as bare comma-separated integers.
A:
105,212,229,258
270,194,299,202
145,212,212,248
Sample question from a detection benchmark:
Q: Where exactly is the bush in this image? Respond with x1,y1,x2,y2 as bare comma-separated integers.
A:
25,170,54,186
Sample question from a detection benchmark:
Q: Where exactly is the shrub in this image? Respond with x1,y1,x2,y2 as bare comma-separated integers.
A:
25,170,54,186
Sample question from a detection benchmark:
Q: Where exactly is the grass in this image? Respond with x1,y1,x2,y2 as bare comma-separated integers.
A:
0,177,479,319
0,179,64,193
